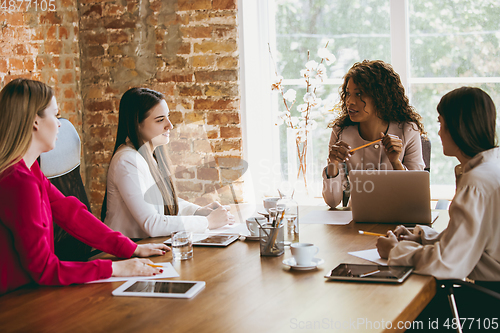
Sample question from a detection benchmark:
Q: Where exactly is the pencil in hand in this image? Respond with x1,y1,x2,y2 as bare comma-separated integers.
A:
349,139,381,153
358,230,385,237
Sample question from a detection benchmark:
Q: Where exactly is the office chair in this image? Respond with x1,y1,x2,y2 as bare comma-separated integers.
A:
39,118,93,261
437,279,500,333
421,135,431,173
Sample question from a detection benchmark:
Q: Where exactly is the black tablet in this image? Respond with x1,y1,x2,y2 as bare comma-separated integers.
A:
324,263,413,283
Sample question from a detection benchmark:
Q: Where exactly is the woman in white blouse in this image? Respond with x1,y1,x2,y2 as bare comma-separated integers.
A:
377,87,500,320
102,88,234,239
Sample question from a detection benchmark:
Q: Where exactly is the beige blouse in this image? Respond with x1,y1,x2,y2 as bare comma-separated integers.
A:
322,122,425,208
389,147,500,281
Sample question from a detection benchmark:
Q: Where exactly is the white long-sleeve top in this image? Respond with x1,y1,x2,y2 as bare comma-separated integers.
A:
322,122,425,208
104,143,208,239
389,147,500,281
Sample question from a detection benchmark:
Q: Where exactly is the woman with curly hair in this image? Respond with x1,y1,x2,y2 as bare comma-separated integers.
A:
323,60,426,208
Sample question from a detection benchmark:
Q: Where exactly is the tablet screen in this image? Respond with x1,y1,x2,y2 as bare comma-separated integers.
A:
165,234,238,247
326,264,413,283
195,235,234,244
124,281,196,294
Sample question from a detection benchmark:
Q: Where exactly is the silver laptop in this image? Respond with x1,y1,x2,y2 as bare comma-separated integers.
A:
349,170,433,224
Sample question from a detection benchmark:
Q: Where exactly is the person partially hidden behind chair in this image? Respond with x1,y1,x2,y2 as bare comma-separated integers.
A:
377,87,500,323
0,79,169,295
101,87,234,239
323,60,426,208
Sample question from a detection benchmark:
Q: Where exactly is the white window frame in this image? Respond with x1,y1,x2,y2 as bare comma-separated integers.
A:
240,0,497,202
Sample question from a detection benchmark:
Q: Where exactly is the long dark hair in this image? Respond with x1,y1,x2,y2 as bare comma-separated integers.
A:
330,60,425,135
437,86,497,158
101,88,179,221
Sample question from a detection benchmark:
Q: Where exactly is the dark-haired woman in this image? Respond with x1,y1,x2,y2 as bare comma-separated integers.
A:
377,87,500,322
323,60,426,208
377,86,500,280
103,87,234,239
0,79,168,295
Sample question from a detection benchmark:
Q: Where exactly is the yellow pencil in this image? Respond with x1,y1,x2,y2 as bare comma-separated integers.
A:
358,230,385,237
147,264,163,268
349,139,381,153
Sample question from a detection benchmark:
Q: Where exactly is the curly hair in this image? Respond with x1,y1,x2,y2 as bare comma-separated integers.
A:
330,60,425,135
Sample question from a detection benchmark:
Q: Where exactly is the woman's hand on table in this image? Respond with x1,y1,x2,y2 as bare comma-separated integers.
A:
194,201,223,216
207,206,235,229
111,258,163,277
376,231,398,259
394,225,422,243
133,243,170,257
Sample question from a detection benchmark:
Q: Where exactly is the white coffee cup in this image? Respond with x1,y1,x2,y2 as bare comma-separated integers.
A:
263,197,280,213
290,243,319,266
246,217,266,237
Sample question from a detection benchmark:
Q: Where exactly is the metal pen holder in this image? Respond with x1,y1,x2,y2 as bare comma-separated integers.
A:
260,224,284,257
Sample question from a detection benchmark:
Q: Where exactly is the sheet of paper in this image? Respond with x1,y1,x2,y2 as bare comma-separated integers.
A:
301,210,352,225
87,262,179,284
348,249,388,266
208,223,248,235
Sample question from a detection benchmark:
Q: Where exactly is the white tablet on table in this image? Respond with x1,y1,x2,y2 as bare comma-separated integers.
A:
112,280,205,298
164,233,239,247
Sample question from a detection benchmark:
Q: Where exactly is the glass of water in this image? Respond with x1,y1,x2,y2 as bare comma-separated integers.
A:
171,231,193,261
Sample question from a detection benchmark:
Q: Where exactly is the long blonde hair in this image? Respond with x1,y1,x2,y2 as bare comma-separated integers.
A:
0,79,54,177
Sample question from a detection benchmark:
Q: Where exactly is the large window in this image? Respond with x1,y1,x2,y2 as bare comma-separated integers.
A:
239,0,500,203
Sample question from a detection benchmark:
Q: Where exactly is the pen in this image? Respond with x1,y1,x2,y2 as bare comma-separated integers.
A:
358,230,385,237
147,264,163,268
359,269,380,278
349,139,381,153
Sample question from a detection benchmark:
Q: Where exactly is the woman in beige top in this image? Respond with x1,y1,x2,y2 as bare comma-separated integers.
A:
376,87,500,322
377,87,500,281
323,60,426,208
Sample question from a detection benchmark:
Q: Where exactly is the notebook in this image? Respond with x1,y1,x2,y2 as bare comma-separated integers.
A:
349,170,433,224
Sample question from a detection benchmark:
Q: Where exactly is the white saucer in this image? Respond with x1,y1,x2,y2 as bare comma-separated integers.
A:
282,257,324,270
241,234,261,241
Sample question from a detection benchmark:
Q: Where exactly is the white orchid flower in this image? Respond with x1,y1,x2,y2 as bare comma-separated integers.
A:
297,104,308,113
316,64,327,80
305,60,318,70
307,120,318,130
318,48,336,65
277,111,288,118
283,89,297,102
303,92,316,103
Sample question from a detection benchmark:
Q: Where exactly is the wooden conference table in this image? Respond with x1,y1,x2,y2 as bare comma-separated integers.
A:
0,205,449,333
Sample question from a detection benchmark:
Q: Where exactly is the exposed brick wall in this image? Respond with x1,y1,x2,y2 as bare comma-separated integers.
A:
0,0,83,142
0,0,243,219
78,0,243,217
